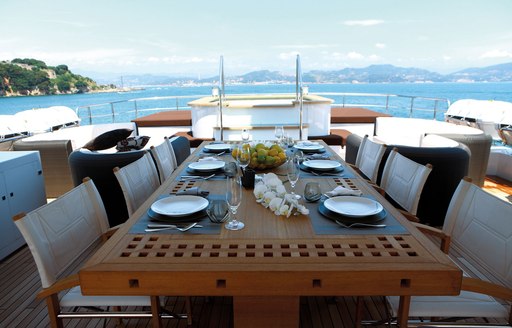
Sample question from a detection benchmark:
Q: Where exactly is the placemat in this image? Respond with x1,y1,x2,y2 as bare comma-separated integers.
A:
304,196,408,235
129,194,225,234
174,165,228,180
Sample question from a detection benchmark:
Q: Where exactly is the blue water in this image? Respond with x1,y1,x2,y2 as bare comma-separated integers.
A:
1,82,511,123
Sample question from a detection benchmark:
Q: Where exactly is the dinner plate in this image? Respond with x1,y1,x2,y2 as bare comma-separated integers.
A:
151,195,209,217
204,143,231,152
188,161,225,172
293,142,325,152
300,162,344,173
302,160,341,171
318,202,386,224
324,196,383,217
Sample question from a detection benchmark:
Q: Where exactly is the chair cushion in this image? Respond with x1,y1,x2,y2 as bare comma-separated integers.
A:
61,286,153,307
83,128,133,151
387,291,509,318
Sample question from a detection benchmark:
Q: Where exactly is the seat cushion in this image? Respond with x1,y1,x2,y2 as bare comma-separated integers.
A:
83,128,133,151
61,286,153,307
387,291,509,318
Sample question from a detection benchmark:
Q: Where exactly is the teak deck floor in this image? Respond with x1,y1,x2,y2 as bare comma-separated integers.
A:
0,243,506,327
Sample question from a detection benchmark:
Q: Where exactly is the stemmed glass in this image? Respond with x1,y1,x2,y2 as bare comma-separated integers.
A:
225,176,244,230
236,144,251,173
275,125,284,143
287,156,301,200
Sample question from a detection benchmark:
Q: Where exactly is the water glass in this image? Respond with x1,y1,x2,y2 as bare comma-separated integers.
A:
225,176,244,230
275,125,284,142
304,182,321,202
236,144,251,172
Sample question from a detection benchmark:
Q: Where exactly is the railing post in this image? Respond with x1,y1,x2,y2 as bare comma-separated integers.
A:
87,106,92,125
218,55,225,141
409,98,415,118
134,100,139,118
385,95,390,112
433,100,438,120
110,103,115,122
176,97,179,111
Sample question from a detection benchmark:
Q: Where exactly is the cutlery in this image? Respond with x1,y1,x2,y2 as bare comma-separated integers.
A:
147,224,203,229
216,151,227,156
335,220,386,228
145,222,198,232
180,173,216,181
310,171,340,177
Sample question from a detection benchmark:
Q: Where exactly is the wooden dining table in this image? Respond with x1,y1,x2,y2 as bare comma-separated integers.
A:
79,141,462,328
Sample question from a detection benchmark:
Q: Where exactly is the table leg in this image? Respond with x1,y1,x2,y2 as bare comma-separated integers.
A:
233,296,299,328
397,295,411,327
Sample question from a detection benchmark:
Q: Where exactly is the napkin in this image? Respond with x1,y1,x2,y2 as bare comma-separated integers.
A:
198,156,222,161
325,186,362,197
305,153,330,160
176,187,210,198
297,141,319,147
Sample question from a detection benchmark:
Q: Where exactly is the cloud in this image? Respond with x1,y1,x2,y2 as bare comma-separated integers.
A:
279,52,300,60
273,44,337,49
347,51,364,60
343,19,384,27
480,49,512,59
375,43,386,49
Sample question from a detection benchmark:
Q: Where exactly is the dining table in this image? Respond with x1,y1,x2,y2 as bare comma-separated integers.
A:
78,140,462,328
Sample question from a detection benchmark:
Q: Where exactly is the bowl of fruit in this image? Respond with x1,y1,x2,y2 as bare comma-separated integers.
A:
232,142,287,171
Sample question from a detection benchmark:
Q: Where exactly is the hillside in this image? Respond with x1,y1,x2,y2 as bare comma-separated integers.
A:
116,62,512,86
0,58,114,96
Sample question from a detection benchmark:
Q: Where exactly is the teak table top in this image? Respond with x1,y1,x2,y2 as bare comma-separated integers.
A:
79,141,462,327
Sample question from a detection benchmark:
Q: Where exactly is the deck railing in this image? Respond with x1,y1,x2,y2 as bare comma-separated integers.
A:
75,91,451,125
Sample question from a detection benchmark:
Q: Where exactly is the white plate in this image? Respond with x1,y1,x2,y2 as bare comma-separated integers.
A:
204,143,231,151
324,196,383,217
293,142,324,151
303,160,341,171
151,195,209,217
188,161,225,172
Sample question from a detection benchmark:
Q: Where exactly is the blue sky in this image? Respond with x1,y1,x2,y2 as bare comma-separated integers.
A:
1,0,511,77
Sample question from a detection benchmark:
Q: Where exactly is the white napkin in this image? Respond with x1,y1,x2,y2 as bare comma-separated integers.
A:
198,156,221,161
297,141,319,147
325,186,362,197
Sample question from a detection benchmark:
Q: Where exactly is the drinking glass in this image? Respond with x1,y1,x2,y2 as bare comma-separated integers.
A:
275,125,284,143
225,176,244,230
241,129,250,142
287,156,301,200
236,144,251,172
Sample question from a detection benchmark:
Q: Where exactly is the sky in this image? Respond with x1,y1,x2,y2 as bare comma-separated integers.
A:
1,0,512,78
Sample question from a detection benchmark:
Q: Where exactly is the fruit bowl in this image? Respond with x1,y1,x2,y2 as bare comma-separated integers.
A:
232,142,287,171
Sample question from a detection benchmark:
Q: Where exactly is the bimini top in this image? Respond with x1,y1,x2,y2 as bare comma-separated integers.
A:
445,99,512,126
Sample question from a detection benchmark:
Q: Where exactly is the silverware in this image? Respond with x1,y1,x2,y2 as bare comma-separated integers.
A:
147,224,203,229
145,222,199,232
310,171,340,176
180,173,216,181
335,220,386,228
216,151,227,156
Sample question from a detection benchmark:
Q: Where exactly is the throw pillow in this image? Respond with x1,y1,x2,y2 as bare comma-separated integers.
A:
116,136,150,152
83,128,133,151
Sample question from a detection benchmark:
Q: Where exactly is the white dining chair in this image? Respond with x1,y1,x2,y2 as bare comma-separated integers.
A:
384,177,512,325
353,134,387,183
380,148,432,218
150,137,178,183
12,178,166,328
114,151,160,216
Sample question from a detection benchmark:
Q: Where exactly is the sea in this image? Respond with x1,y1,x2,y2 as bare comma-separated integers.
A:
1,82,511,124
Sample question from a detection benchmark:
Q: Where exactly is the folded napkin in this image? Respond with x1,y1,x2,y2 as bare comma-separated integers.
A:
305,153,330,160
325,186,362,197
176,187,210,198
297,141,319,147
198,156,222,161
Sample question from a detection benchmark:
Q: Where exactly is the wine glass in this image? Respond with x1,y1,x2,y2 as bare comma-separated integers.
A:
241,129,250,142
225,176,244,230
274,125,284,143
287,156,301,200
236,144,251,172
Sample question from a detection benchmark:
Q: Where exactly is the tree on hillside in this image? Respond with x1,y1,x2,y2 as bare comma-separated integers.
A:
12,58,48,69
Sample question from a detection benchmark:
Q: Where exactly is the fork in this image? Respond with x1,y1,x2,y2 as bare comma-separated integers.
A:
145,222,198,232
335,220,386,228
147,224,203,229
310,171,340,177
180,173,216,181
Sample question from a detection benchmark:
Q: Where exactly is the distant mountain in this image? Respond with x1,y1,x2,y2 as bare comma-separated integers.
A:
447,62,512,82
98,62,512,86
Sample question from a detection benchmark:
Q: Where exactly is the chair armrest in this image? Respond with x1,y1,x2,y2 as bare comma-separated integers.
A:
462,276,512,302
398,209,420,223
37,274,80,299
411,222,451,253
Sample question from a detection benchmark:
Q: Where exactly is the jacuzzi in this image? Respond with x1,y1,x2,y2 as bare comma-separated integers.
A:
188,94,333,140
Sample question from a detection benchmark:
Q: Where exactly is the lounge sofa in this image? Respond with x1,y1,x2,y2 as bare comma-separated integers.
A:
374,117,492,186
346,133,470,226
13,123,136,198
